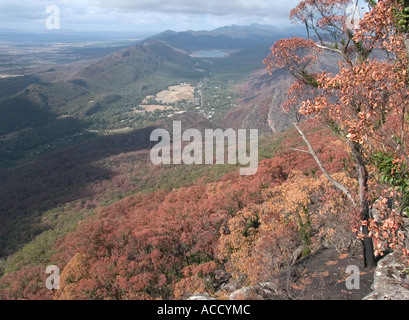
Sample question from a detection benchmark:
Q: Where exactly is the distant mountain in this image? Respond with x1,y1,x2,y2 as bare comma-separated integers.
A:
149,24,304,52
0,23,337,266
0,39,209,136
194,24,299,38
1,25,302,138
70,39,201,89
0,23,307,160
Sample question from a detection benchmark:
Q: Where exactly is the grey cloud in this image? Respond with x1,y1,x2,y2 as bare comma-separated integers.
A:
87,0,299,17
0,0,300,32
0,1,45,20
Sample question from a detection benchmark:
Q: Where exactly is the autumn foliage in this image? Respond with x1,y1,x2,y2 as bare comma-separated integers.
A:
0,120,359,299
2,0,409,300
264,0,409,266
219,168,357,285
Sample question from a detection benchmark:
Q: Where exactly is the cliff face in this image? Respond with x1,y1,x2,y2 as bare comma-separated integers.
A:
221,68,294,136
363,252,409,300
221,51,340,135
364,219,409,300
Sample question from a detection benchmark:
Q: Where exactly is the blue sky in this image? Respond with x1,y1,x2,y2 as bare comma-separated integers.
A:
0,0,301,33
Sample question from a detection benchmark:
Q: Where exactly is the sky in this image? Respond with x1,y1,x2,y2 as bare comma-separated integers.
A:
0,0,301,34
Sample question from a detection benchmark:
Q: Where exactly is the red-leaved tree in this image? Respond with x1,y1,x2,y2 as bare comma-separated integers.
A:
264,0,409,267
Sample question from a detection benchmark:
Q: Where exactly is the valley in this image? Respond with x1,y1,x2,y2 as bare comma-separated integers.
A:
0,22,381,302
0,25,295,170
1,0,409,304
0,24,296,261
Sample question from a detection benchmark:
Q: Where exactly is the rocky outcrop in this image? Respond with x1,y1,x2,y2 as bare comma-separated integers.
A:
210,270,233,292
363,252,409,300
187,292,218,300
228,282,290,300
187,282,291,301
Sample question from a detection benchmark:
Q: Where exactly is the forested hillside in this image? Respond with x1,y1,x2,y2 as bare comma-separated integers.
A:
0,120,360,299
1,0,409,300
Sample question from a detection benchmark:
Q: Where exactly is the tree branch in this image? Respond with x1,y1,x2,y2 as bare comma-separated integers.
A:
292,148,311,154
293,122,358,208
316,44,353,66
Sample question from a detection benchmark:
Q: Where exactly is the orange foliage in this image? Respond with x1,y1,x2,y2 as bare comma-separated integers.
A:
5,1,409,298
0,119,357,299
44,154,299,299
264,0,409,266
219,168,357,285
0,266,53,300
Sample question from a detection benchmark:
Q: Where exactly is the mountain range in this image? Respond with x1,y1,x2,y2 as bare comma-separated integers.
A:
0,24,307,257
149,24,304,51
0,22,383,302
0,24,306,155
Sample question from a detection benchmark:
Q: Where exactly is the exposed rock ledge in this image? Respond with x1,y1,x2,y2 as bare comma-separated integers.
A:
363,252,409,300
228,282,290,300
187,282,290,301
187,293,218,300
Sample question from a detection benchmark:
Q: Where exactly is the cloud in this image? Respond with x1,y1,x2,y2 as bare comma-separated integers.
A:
0,1,44,21
87,0,299,17
0,0,301,32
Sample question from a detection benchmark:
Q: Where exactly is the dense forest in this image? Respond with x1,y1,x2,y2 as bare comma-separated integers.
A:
1,0,409,300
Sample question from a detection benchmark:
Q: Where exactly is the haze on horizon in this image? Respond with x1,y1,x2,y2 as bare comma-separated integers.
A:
0,0,300,34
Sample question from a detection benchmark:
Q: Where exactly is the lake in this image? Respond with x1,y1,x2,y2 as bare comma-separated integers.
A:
191,50,229,58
